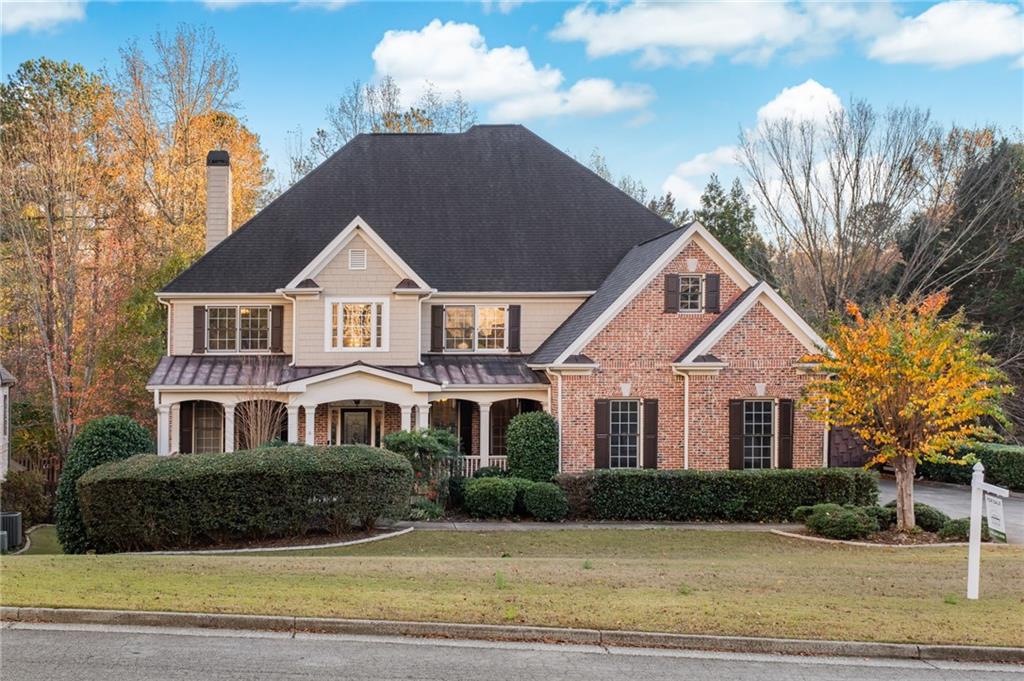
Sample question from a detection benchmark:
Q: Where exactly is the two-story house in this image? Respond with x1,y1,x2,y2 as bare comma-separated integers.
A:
149,125,828,474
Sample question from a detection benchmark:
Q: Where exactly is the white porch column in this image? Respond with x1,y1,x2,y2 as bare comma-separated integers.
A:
304,404,317,446
156,405,171,456
170,404,180,454
224,402,236,453
400,405,413,432
286,405,300,444
478,402,492,467
416,403,431,430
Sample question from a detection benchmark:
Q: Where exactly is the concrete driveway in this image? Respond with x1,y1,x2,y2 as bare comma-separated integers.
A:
878,478,1024,544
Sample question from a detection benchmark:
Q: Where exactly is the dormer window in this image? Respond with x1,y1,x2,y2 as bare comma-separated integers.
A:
678,275,704,312
348,249,367,270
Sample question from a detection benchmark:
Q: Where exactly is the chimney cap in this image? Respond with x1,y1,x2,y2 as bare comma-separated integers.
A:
206,150,230,166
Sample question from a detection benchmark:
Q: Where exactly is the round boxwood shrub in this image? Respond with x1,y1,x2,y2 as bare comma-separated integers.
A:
938,517,990,542
464,477,517,518
56,415,152,554
506,476,536,516
884,500,949,532
0,469,51,525
804,503,878,540
523,482,568,522
77,445,413,552
863,505,896,530
506,411,558,482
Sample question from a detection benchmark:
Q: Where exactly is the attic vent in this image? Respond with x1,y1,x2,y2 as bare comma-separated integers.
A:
348,249,367,270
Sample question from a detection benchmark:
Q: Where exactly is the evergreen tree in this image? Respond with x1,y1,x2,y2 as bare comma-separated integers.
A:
695,175,774,282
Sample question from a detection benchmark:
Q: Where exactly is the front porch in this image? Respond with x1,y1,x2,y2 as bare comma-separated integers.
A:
152,360,548,476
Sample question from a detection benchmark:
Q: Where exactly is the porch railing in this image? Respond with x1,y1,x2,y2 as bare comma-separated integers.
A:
461,455,508,478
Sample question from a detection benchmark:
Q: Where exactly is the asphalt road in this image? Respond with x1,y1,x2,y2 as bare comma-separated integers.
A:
878,478,1024,543
1,623,1020,681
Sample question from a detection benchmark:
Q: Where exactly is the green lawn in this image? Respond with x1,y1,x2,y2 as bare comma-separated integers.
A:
19,526,61,556
3,528,1022,647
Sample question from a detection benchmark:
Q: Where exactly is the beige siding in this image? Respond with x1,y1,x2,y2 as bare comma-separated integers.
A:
294,234,420,366
420,297,585,354
169,297,294,355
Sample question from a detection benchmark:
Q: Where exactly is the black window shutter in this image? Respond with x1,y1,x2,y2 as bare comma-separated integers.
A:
508,305,521,352
778,399,794,469
729,399,744,470
664,274,680,313
179,402,194,454
642,399,658,469
594,399,610,469
705,273,721,313
430,305,444,352
193,307,206,354
270,305,284,353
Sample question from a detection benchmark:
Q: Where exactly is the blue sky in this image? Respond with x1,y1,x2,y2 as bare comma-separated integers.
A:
3,1,1022,206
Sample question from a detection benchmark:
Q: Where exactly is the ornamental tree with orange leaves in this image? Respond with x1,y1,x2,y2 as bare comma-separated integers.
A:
803,293,1010,531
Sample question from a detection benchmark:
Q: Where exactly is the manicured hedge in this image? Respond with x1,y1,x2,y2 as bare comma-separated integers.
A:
464,477,517,518
553,468,878,522
918,443,1024,492
523,482,568,522
506,412,559,482
77,445,413,552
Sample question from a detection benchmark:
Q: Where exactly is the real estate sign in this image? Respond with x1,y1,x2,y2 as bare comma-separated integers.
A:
985,494,1007,543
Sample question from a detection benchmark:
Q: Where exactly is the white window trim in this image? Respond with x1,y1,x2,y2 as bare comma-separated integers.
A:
205,304,272,354
741,397,778,470
324,296,390,353
442,304,509,354
608,398,644,470
677,273,705,314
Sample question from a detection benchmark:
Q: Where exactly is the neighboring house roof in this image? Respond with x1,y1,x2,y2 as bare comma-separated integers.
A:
674,281,829,365
0,362,14,386
529,227,687,365
162,125,677,294
147,355,546,388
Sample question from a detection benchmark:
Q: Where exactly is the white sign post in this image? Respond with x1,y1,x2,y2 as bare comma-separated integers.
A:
967,462,1010,600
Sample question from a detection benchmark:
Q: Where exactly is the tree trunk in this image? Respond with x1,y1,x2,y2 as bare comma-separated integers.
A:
892,455,917,531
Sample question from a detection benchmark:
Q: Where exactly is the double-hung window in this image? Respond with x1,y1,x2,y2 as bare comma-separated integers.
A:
609,400,640,468
678,275,704,312
207,306,270,353
743,400,774,469
443,305,507,352
326,298,388,351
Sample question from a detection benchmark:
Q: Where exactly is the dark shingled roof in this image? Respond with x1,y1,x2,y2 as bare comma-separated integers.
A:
148,355,546,388
162,125,675,294
529,227,687,364
673,284,760,363
296,278,320,289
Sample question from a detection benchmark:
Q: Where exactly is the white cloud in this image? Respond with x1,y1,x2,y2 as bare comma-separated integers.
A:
481,0,525,14
203,0,354,10
868,1,1024,68
756,79,842,125
372,19,654,121
1,0,84,34
662,145,739,209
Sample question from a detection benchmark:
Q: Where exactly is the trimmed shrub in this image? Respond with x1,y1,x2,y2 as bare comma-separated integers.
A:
506,412,559,482
506,476,536,516
464,477,517,518
523,482,568,522
883,500,949,532
804,503,878,540
77,445,413,552
554,468,878,522
56,416,152,554
918,443,1024,492
863,504,896,530
0,470,51,525
473,466,508,479
381,428,461,506
938,517,990,542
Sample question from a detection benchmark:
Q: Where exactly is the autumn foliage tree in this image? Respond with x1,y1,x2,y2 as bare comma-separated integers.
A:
803,293,1010,530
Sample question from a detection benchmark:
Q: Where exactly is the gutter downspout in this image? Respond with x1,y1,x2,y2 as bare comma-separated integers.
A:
557,371,563,473
683,373,690,470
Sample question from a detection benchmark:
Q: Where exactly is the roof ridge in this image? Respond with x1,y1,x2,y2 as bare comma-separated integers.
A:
631,222,692,249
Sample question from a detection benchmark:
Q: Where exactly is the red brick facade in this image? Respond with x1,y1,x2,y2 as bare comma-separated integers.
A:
556,241,825,472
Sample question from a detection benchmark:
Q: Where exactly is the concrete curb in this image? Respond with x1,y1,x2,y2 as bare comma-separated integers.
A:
3,607,1021,664
769,529,1019,549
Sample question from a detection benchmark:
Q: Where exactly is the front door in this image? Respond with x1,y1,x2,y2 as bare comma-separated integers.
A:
341,409,371,445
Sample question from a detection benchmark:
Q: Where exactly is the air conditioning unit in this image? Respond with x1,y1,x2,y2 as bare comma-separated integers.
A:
1,512,23,551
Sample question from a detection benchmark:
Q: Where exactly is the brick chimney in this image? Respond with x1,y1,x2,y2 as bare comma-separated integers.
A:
205,150,232,253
